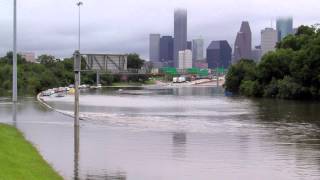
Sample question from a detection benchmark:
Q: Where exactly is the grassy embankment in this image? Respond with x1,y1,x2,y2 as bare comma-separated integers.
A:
0,123,62,180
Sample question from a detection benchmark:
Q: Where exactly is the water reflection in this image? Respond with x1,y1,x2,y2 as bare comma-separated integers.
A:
172,132,187,159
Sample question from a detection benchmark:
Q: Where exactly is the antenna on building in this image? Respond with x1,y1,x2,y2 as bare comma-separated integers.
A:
271,19,273,28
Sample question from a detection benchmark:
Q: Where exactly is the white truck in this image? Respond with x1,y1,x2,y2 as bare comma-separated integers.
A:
177,77,186,83
173,77,178,83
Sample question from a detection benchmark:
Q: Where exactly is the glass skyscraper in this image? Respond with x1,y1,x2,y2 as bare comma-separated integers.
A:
276,17,293,41
149,34,160,62
173,9,187,67
160,36,174,66
192,39,204,61
207,40,232,68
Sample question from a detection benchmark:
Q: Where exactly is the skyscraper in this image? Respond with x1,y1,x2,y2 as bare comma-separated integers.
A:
252,45,262,62
192,39,204,61
187,41,192,50
160,36,174,66
261,28,278,56
276,17,293,41
233,21,252,63
178,49,192,69
207,40,232,68
174,9,187,67
149,34,160,62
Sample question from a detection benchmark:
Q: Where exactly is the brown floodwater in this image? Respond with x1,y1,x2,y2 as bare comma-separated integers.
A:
0,86,320,180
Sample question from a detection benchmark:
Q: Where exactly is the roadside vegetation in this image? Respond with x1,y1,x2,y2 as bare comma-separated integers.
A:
225,25,320,100
0,53,148,95
0,123,62,180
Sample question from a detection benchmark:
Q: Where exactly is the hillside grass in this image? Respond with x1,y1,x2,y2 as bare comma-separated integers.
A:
0,123,63,180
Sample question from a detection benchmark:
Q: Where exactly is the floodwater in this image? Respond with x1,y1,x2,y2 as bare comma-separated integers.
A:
1,86,320,180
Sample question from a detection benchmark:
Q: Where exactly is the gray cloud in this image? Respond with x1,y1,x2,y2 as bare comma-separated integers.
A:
1,0,319,59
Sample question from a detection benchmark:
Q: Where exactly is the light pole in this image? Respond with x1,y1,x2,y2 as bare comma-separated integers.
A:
74,1,83,127
13,0,17,103
77,1,83,51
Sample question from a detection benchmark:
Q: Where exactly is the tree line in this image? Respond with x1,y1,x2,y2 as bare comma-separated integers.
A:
0,53,147,96
225,25,320,100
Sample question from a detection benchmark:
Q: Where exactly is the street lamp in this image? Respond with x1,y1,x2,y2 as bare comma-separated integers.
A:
77,1,83,51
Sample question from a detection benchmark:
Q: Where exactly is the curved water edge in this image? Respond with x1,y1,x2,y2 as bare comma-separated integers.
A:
37,92,75,119
1,86,320,180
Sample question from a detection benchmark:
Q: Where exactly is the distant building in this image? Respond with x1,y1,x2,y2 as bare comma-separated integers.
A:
187,41,192,50
207,40,232,69
192,39,204,62
261,28,278,56
149,34,161,62
21,52,36,63
178,49,192,69
174,9,188,67
160,36,174,66
252,45,262,62
233,21,252,63
194,59,208,68
276,17,293,41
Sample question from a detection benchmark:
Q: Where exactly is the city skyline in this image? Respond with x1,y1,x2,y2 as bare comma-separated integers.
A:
0,0,319,59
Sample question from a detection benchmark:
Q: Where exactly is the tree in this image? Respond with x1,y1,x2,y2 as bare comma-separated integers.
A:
127,54,145,69
257,49,293,85
225,59,257,93
225,24,320,100
38,55,55,65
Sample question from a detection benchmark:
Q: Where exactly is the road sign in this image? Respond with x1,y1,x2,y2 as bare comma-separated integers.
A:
82,54,127,72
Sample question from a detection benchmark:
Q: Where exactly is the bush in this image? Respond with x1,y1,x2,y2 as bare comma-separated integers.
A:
240,80,262,97
225,59,256,93
277,76,310,99
263,78,279,97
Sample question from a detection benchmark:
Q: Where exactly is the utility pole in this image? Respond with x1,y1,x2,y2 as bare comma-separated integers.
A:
74,1,83,127
13,0,17,103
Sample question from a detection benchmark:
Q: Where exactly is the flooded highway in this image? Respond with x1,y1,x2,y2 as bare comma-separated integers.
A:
1,86,320,180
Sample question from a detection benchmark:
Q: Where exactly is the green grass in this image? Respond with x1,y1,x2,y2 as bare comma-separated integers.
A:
0,123,63,180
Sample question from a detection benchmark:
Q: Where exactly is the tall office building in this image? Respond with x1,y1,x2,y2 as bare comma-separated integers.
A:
149,34,160,62
207,40,232,68
160,36,174,66
174,9,188,67
276,17,293,41
192,39,204,61
178,49,192,69
252,45,262,62
261,28,278,56
187,41,192,50
233,21,252,63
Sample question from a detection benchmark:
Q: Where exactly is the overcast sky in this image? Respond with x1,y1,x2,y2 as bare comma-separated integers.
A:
0,0,319,59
